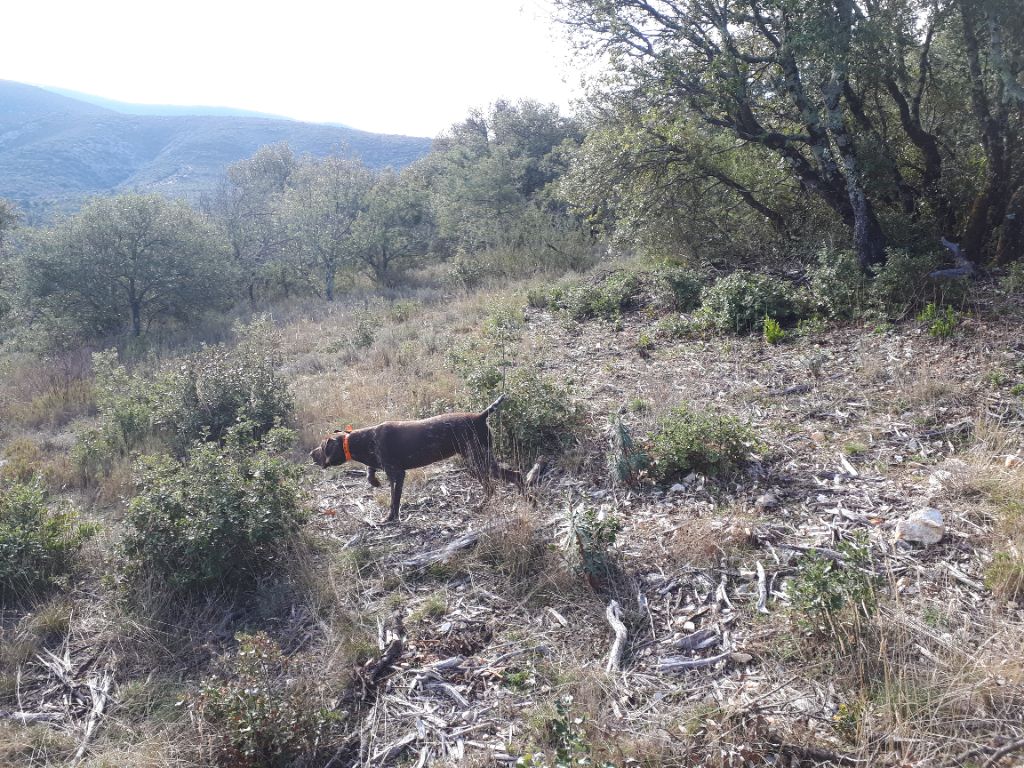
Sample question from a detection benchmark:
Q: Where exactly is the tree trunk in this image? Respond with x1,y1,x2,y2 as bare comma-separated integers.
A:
325,261,335,302
130,301,142,337
996,186,1024,265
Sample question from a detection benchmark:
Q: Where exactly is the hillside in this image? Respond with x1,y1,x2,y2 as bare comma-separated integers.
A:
0,80,432,219
1,264,1022,766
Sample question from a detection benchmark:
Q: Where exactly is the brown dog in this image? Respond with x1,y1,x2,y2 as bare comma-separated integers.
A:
310,395,524,522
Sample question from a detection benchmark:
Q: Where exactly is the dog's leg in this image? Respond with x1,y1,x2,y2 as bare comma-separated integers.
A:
367,466,381,488
384,468,406,523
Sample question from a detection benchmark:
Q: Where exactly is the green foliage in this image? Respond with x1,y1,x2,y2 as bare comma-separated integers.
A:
517,696,615,768
869,250,968,317
790,537,877,640
608,418,650,486
917,302,959,338
0,482,97,597
72,349,155,480
541,265,702,323
647,405,755,482
193,632,336,767
21,193,232,337
156,318,293,450
762,315,785,345
566,503,622,589
986,549,1024,603
546,271,644,322
1002,262,1024,294
699,272,806,333
483,369,583,467
809,249,869,320
122,425,306,593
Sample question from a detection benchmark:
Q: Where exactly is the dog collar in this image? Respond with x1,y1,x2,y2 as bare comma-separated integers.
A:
343,432,353,462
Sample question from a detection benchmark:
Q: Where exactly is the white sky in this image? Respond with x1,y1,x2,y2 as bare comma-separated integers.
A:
0,0,585,137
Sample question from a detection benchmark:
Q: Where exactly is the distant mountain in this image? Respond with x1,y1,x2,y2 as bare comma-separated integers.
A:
0,80,433,220
39,85,297,121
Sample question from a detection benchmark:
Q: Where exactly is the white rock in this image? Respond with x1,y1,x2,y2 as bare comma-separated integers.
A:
669,483,687,494
894,507,945,545
1005,455,1023,469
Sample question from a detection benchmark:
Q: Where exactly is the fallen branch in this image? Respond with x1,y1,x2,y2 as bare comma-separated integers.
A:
659,650,732,673
983,739,1024,768
0,710,63,724
72,670,112,764
756,561,770,614
605,600,628,673
401,530,484,569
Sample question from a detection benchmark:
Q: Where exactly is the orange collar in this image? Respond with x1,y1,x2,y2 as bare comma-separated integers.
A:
343,432,353,462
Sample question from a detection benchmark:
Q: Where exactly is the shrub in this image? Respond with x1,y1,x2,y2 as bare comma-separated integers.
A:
0,482,97,597
155,317,293,450
917,302,959,338
869,249,968,316
122,425,306,593
193,632,335,767
789,536,877,641
986,550,1024,603
647,405,755,482
483,369,584,467
809,249,869,320
763,315,785,345
648,264,703,312
566,503,622,592
699,272,806,333
72,349,155,481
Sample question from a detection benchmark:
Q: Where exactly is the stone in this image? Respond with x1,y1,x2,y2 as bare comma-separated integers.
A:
894,507,944,545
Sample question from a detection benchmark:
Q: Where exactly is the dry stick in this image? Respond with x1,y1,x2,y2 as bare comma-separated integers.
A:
756,561,770,614
605,600,628,673
658,650,732,673
73,670,111,764
982,739,1024,768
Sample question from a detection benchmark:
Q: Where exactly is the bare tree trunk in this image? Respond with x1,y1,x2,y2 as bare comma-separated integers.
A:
996,186,1024,265
325,261,335,302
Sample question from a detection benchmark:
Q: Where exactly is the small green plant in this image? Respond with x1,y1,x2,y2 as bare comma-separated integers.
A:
352,314,375,348
647,405,755,482
566,503,622,591
192,632,336,767
699,272,806,333
985,550,1024,603
832,700,864,742
763,315,785,344
790,535,877,641
843,441,868,456
1000,262,1024,294
637,331,655,353
517,696,615,768
1010,383,1024,397
122,424,306,593
0,482,98,597
608,418,650,486
917,302,959,338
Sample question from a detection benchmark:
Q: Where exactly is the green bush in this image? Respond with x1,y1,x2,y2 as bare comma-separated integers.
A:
699,272,806,333
490,370,583,467
763,315,785,345
790,536,877,640
648,264,703,312
193,632,335,767
72,349,155,480
0,482,97,597
917,302,959,338
869,249,968,317
541,266,703,322
122,425,306,593
647,405,755,482
155,317,293,450
809,249,869,320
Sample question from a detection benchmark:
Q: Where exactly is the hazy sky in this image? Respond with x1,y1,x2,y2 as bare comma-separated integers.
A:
0,0,584,137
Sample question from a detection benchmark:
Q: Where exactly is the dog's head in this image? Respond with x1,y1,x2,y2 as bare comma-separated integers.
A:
310,428,350,468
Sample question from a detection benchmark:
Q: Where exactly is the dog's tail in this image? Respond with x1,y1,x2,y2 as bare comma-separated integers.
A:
481,393,506,418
